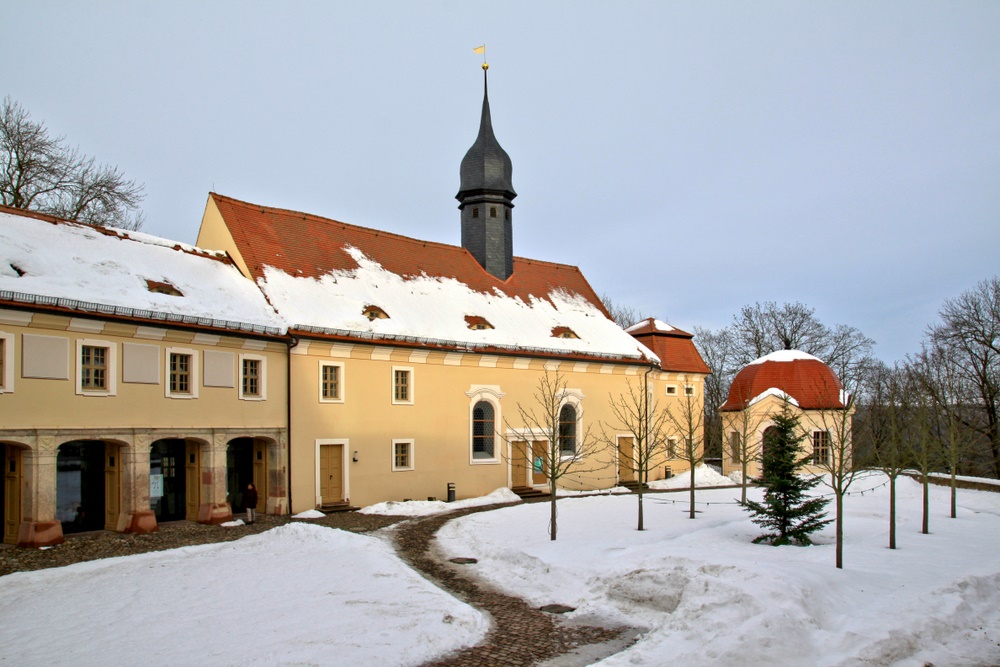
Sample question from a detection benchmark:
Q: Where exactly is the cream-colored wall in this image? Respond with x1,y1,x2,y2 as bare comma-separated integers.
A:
0,312,287,430
195,196,253,280
289,340,706,512
720,395,852,478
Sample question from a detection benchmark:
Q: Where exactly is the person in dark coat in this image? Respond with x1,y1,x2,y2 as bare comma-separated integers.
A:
244,483,259,524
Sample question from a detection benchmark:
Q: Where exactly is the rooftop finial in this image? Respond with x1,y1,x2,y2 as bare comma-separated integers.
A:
473,44,487,70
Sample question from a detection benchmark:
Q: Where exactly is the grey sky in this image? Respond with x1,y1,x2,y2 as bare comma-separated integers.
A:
4,1,998,363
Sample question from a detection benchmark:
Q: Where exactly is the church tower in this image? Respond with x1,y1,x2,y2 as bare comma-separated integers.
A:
457,64,516,280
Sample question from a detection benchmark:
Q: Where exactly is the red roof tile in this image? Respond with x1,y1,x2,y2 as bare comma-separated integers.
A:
721,354,844,411
211,193,614,314
627,318,710,374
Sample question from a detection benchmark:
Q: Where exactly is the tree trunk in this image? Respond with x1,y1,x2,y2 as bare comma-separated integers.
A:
835,491,844,569
688,466,696,519
950,470,957,519
921,474,930,535
637,488,644,531
549,480,558,541
889,475,896,550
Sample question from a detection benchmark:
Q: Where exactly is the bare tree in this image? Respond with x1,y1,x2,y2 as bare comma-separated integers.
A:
599,293,647,330
693,325,737,461
666,389,705,519
811,375,862,569
1,97,144,230
928,276,1000,478
730,301,875,388
861,361,911,549
600,371,670,530
902,361,944,535
722,389,769,504
506,370,602,541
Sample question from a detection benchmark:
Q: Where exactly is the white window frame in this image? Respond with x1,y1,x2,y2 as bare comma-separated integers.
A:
238,353,267,401
75,338,117,397
466,385,504,465
165,347,199,399
684,384,696,397
556,388,585,460
319,361,345,403
665,384,678,396
314,438,350,508
0,331,13,393
391,438,415,471
667,437,679,459
391,366,414,405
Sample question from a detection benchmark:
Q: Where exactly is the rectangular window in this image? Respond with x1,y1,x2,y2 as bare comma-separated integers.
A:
81,345,108,390
75,339,116,396
239,354,266,400
812,431,831,465
684,385,696,397
165,347,199,398
392,367,413,404
0,334,8,392
667,437,678,458
392,439,414,471
665,385,678,396
728,432,742,463
242,358,260,396
320,362,344,402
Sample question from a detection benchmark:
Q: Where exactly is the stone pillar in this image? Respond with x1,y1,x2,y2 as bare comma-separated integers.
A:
17,435,63,548
117,433,157,534
266,430,289,515
197,432,232,524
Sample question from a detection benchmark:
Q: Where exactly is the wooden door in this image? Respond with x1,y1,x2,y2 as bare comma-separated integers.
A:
531,441,547,486
185,441,201,521
104,443,121,531
319,444,343,504
3,446,21,545
618,436,635,483
511,441,528,488
253,440,268,514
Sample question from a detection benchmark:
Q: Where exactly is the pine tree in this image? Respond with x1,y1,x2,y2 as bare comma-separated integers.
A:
743,410,831,546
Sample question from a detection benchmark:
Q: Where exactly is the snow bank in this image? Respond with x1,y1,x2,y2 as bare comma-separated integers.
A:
436,475,1000,667
647,464,736,490
292,509,327,519
359,487,521,516
0,523,487,667
556,486,632,497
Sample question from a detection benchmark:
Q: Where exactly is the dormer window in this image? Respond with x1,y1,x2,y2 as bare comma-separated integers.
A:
465,315,494,331
145,279,183,297
8,264,25,277
363,305,389,321
551,326,580,340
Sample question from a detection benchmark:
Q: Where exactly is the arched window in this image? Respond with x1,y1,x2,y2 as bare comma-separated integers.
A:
558,404,577,455
472,401,495,459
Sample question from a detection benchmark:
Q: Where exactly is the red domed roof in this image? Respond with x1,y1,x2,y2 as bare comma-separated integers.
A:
720,350,844,411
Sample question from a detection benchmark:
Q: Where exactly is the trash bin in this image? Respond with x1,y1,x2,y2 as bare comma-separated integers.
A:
447,482,456,502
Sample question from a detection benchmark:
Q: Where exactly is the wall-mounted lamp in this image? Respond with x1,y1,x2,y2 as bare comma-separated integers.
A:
352,451,359,463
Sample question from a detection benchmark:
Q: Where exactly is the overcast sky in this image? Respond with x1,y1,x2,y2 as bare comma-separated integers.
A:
4,2,998,363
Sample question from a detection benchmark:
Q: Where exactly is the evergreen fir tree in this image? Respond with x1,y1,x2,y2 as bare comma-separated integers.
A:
743,409,832,546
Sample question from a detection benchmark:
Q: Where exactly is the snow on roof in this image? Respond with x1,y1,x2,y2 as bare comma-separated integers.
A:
0,208,285,333
748,387,799,407
748,349,823,365
261,246,656,360
625,318,675,333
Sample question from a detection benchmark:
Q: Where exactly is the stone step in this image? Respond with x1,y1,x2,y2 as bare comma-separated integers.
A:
319,503,360,514
510,486,551,500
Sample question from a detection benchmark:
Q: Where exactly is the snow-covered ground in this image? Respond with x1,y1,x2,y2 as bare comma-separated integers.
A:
0,523,487,666
437,474,1000,667
2,477,998,666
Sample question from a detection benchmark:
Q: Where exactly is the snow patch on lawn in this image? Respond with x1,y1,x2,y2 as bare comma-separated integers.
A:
0,523,487,666
359,487,521,516
647,464,735,490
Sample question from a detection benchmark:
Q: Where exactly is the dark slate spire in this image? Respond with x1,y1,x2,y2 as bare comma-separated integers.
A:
457,65,516,280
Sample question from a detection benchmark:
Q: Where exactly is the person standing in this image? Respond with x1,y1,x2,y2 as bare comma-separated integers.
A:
244,483,259,525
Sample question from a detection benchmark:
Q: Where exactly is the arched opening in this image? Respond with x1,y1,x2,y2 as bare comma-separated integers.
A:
57,440,121,534
558,404,578,455
1,443,24,544
472,401,495,459
227,438,268,515
150,439,187,522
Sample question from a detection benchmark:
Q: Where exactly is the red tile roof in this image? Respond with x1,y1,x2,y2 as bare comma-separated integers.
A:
721,354,844,411
627,318,711,374
211,193,614,315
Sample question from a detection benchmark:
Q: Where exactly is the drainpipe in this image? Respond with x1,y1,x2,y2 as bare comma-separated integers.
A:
286,335,299,513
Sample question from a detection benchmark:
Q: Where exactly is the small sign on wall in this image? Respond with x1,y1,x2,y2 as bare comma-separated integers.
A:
150,474,164,498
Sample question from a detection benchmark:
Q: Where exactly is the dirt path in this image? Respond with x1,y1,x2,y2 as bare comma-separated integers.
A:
391,504,636,667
